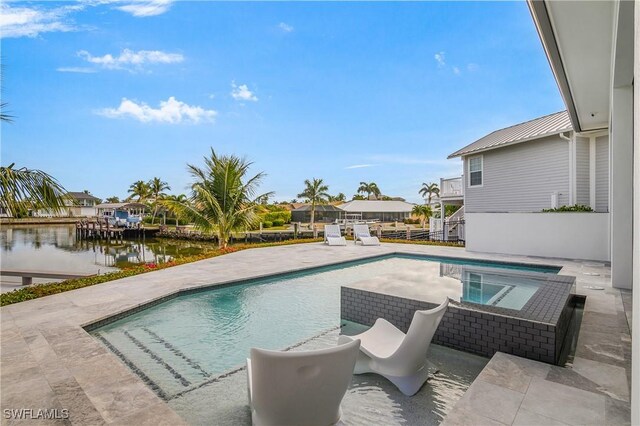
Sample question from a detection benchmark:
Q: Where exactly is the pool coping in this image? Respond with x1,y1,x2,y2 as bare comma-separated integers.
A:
82,251,565,332
0,242,613,425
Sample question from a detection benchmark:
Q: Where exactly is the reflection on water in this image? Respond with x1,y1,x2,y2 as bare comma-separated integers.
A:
0,225,219,275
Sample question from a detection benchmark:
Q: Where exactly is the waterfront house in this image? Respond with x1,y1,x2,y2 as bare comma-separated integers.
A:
337,200,415,223
443,110,610,262
33,191,101,218
66,192,102,217
290,204,343,223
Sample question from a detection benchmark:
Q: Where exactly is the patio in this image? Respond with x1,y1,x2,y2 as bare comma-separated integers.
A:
0,242,631,425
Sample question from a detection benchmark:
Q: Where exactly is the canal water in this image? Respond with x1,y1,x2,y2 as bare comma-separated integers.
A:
0,224,219,293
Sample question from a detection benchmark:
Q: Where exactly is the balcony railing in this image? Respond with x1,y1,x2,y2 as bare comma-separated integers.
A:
440,176,463,198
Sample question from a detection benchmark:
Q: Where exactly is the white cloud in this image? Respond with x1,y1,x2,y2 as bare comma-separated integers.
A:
97,97,217,124
231,82,258,102
467,63,479,72
367,154,453,166
115,0,173,17
434,52,446,67
77,49,184,71
57,67,97,73
345,164,375,169
0,4,77,38
453,66,461,75
278,22,294,33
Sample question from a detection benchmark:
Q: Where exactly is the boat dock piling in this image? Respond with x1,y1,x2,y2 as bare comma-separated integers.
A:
76,220,147,241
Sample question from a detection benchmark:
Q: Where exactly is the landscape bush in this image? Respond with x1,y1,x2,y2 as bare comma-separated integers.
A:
262,221,273,228
272,219,285,227
403,218,421,224
260,210,291,224
542,204,594,213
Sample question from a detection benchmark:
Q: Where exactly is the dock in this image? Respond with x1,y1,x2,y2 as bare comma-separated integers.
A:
76,220,159,241
0,270,95,286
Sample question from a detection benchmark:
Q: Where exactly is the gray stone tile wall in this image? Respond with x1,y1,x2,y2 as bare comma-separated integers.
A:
341,286,577,365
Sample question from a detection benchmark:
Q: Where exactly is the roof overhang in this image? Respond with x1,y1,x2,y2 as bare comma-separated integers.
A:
527,0,615,133
448,128,571,159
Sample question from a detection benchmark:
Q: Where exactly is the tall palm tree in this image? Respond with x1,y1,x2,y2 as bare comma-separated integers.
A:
418,182,440,204
162,149,272,248
297,178,329,226
148,177,170,224
412,204,432,228
357,182,381,199
127,180,151,203
0,163,69,217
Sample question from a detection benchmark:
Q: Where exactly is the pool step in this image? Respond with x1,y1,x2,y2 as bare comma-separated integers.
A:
94,328,212,398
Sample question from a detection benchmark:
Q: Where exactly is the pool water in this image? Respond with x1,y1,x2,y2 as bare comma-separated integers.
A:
90,254,559,399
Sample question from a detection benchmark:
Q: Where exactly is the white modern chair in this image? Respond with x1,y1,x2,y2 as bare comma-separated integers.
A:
324,224,347,246
353,224,380,246
337,298,449,396
246,339,361,426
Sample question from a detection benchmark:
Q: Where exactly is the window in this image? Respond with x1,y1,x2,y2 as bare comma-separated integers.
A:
468,155,483,187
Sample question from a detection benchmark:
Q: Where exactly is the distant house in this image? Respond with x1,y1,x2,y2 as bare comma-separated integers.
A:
66,192,102,217
34,191,101,218
291,204,343,223
96,202,147,218
337,200,415,222
444,110,610,261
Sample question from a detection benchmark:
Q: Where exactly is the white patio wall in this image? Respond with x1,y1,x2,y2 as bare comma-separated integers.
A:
465,213,610,262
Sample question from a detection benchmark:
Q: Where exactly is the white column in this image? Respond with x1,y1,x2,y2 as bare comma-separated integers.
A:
610,86,634,290
631,3,639,424
589,136,597,210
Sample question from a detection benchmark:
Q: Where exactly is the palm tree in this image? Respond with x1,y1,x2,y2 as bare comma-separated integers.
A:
163,194,188,226
127,180,151,203
162,149,272,248
0,163,69,217
418,182,440,204
412,204,432,228
148,177,170,224
357,182,381,199
328,192,346,203
297,178,329,226
105,196,120,203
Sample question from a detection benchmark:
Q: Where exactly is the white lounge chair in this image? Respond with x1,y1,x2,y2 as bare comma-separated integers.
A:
337,298,449,396
246,339,360,426
353,224,380,246
324,224,347,246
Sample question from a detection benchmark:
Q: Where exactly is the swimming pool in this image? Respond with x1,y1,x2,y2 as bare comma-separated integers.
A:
89,254,559,399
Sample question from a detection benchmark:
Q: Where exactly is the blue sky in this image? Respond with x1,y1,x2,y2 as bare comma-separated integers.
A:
1,1,564,203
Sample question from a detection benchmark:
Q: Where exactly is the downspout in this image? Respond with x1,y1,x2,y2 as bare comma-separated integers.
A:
559,132,574,205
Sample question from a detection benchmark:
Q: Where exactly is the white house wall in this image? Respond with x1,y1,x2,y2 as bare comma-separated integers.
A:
595,134,610,212
464,135,570,213
465,212,610,261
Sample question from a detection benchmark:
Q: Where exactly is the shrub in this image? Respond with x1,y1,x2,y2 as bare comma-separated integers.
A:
263,221,273,228
272,219,285,227
542,204,594,213
260,210,291,224
403,218,421,224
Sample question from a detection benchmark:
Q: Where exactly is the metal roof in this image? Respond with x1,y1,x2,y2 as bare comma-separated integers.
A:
292,204,342,212
337,200,415,213
448,111,572,158
67,191,101,201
